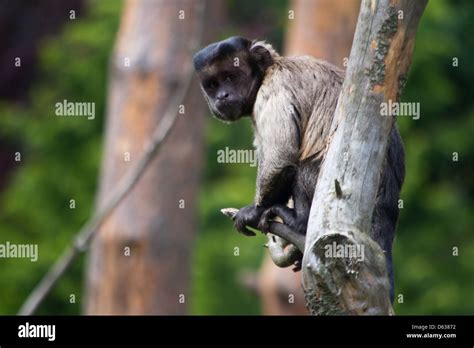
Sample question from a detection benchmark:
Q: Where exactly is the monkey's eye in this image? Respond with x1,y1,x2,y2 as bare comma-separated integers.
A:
205,79,218,90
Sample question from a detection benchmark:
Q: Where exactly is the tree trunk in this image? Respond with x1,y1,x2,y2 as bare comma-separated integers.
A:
85,0,209,314
302,0,427,315
257,0,360,316
285,0,360,67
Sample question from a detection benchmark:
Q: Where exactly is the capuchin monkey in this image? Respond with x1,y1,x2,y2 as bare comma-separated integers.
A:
193,36,405,302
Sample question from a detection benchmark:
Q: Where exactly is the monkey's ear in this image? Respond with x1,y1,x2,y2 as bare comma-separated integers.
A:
250,42,275,72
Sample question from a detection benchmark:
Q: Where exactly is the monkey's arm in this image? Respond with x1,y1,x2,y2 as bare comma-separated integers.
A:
234,100,301,235
254,102,301,207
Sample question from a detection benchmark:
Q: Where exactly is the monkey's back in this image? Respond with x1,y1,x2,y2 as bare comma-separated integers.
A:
257,56,344,163
252,55,345,211
255,55,405,251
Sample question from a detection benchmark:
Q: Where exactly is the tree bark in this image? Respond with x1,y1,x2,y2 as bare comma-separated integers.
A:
85,0,209,314
302,0,427,315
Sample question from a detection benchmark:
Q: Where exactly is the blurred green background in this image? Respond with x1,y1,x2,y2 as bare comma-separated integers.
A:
0,0,473,315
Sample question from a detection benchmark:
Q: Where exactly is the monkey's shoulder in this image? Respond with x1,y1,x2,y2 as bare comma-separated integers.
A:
254,56,344,116
266,56,343,85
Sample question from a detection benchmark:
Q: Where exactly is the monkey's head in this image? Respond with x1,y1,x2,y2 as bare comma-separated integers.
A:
193,36,278,122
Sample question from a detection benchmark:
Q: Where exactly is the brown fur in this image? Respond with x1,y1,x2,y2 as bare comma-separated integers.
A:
254,55,344,162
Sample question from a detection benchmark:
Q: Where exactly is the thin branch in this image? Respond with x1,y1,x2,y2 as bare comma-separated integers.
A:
18,1,208,316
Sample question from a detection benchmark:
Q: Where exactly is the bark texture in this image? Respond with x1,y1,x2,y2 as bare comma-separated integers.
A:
302,0,427,315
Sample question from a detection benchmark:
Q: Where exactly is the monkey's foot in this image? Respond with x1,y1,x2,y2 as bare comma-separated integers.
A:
257,207,277,232
258,204,299,233
266,233,303,269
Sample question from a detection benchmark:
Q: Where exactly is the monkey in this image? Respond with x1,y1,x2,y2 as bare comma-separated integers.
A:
193,36,405,302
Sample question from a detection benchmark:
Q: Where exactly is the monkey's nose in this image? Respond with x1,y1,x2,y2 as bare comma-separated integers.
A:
217,92,229,100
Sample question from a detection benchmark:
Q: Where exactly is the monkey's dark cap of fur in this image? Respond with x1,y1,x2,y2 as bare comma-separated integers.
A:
193,36,251,71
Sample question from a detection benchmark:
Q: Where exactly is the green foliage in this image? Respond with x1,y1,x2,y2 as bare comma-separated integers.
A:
0,0,122,314
393,0,474,314
191,118,266,314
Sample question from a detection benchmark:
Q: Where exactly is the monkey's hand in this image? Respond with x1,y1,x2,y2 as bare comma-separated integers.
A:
232,204,264,236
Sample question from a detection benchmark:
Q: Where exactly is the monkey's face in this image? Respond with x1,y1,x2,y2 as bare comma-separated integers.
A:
193,36,273,122
198,60,257,122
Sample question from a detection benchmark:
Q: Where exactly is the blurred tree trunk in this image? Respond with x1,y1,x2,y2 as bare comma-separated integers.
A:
257,0,359,315
285,0,360,67
85,0,218,314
